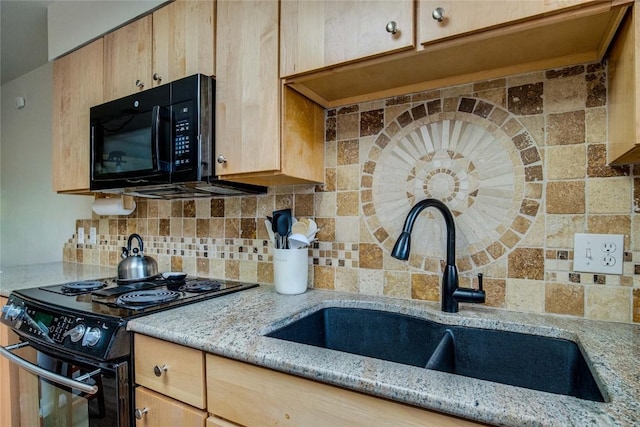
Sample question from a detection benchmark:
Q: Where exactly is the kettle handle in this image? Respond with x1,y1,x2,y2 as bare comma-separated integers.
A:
127,233,144,255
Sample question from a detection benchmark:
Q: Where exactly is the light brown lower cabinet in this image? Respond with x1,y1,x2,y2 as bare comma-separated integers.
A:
206,354,483,427
0,296,20,426
207,415,243,427
135,386,207,426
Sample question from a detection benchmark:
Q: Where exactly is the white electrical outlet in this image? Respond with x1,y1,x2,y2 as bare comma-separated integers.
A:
89,227,97,245
77,227,85,245
573,233,624,275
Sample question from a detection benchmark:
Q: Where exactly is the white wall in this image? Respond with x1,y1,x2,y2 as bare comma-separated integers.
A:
48,0,167,60
0,63,93,266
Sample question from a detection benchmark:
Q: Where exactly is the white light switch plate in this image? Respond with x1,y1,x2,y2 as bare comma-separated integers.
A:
89,227,97,245
77,227,85,245
573,233,624,275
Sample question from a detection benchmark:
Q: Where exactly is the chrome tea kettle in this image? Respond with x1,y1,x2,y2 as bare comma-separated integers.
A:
118,234,158,282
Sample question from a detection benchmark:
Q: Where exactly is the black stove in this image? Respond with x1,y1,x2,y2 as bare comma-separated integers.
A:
1,277,258,361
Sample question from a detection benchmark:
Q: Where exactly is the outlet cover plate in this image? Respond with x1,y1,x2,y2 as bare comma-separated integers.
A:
77,227,85,245
573,233,624,275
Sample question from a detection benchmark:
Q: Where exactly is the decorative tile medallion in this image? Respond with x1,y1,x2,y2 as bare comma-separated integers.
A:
362,97,543,272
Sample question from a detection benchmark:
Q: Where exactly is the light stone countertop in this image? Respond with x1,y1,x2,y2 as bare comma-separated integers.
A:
127,285,640,427
2,263,638,426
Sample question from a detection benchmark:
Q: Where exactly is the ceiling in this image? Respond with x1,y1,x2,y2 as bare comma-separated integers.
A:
1,0,54,86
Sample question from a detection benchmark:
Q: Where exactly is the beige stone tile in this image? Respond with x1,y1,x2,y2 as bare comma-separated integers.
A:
411,273,440,302
585,107,607,143
482,257,507,278
256,194,275,218
585,286,631,322
546,215,585,248
508,248,544,279
325,141,337,168
335,217,360,243
384,271,411,298
545,282,584,316
519,215,545,247
505,278,545,313
544,75,586,113
359,218,376,243
441,84,473,98
224,197,241,217
546,181,585,214
547,111,585,145
360,243,383,269
483,278,506,308
546,145,586,180
315,192,336,217
587,177,631,214
239,260,257,282
182,257,196,277
314,265,335,289
587,215,631,235
257,261,274,284
507,71,544,87
336,165,360,190
335,267,359,293
336,191,359,216
337,140,360,165
359,269,384,295
336,113,359,140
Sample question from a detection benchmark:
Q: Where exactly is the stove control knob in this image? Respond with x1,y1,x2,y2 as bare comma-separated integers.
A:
82,327,101,347
66,324,86,343
2,304,23,322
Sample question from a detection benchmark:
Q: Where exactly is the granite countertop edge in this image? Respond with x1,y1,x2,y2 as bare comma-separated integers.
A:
127,285,640,427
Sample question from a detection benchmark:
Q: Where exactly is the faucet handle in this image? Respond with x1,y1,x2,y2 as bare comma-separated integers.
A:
477,273,483,291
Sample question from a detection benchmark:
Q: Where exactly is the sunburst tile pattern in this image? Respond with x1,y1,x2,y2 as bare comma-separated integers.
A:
362,97,542,272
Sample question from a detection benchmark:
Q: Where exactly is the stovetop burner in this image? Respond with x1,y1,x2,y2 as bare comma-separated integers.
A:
116,289,181,306
60,280,107,294
179,280,223,293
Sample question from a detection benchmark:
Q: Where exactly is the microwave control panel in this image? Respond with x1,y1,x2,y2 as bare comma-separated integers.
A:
173,102,193,171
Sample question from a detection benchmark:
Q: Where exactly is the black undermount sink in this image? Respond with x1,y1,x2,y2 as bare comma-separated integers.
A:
266,307,606,402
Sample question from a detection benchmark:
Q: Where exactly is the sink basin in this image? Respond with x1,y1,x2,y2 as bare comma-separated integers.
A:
265,307,606,402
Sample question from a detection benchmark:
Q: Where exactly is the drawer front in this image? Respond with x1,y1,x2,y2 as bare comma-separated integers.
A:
134,334,206,409
206,354,483,427
135,386,207,427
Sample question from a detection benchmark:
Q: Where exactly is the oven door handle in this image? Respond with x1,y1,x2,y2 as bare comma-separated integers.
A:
0,342,99,395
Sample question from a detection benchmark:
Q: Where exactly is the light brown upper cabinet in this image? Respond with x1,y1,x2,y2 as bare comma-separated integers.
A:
216,0,324,186
608,2,640,165
103,15,152,102
52,39,104,193
280,0,414,77
418,0,591,45
104,0,215,102
286,0,631,108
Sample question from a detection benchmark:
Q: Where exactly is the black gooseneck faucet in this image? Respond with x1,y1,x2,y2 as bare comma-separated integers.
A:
391,198,486,313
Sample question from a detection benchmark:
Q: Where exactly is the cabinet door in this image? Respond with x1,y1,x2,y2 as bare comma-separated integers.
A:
281,0,414,77
135,387,206,427
152,0,215,86
0,296,21,426
52,39,104,193
418,0,590,45
134,334,206,409
104,15,152,101
215,0,280,176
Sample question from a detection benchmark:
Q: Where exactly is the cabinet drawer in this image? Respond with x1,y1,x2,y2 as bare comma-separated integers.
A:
134,334,206,409
135,386,207,427
206,354,482,427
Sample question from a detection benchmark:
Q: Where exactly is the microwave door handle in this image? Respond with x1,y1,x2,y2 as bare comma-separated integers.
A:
0,342,99,395
151,105,161,171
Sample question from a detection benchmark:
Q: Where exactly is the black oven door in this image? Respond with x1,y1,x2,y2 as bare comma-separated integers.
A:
90,86,173,191
0,341,131,427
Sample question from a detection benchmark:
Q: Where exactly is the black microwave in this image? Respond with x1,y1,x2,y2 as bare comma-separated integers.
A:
90,74,264,198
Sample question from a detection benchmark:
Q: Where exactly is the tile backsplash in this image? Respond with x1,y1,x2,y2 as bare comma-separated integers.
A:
66,61,640,324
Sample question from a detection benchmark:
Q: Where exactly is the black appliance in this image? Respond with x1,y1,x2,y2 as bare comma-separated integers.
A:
0,277,258,426
90,74,265,198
